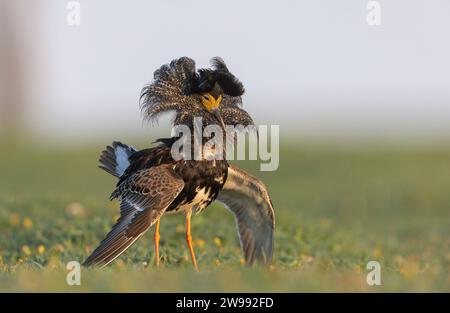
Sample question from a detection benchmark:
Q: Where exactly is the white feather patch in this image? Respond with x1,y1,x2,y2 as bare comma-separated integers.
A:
115,146,131,176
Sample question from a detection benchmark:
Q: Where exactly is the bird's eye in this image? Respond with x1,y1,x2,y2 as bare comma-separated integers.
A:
202,95,209,100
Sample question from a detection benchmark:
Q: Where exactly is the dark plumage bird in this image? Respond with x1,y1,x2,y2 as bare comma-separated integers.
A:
83,57,275,269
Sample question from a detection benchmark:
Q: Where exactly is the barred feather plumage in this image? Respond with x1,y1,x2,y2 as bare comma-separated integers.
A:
140,56,248,126
140,57,199,123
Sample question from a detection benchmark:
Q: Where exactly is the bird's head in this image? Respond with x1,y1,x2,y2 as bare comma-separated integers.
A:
201,92,222,112
200,89,225,130
195,57,245,129
141,56,252,129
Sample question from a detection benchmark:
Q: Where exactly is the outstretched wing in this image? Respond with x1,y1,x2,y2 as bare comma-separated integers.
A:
216,165,275,265
140,57,200,123
83,164,184,267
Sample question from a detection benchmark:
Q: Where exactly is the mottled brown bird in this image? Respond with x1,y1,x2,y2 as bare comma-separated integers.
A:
83,57,275,269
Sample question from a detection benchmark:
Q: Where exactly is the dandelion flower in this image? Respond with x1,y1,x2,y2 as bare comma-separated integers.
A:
37,245,46,254
23,217,33,229
194,239,205,248
22,245,31,256
213,236,222,247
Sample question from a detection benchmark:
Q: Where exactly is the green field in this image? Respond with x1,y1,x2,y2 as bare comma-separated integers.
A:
0,140,449,292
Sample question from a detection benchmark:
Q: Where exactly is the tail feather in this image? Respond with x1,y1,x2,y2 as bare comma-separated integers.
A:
99,141,137,178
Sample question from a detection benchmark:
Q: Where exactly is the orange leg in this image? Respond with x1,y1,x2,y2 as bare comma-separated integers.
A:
185,214,199,271
154,219,160,267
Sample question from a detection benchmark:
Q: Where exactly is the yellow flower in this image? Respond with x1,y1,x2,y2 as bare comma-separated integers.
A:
37,245,46,254
23,217,33,229
372,247,382,258
400,258,420,279
213,237,222,247
9,213,20,226
239,258,246,265
194,239,205,248
22,245,31,256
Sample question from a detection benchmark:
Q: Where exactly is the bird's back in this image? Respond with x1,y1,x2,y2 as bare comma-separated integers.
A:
99,139,228,215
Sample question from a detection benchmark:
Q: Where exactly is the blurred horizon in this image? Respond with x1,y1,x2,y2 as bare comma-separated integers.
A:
1,0,450,144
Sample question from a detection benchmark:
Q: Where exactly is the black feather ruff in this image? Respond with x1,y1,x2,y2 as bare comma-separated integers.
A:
192,57,245,97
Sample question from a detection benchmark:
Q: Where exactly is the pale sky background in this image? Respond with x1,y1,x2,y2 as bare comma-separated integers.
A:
3,0,450,143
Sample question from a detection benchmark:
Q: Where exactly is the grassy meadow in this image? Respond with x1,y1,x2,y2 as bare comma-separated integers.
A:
0,139,449,292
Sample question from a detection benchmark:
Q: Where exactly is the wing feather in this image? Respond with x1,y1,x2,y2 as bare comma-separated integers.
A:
216,165,275,265
83,165,184,267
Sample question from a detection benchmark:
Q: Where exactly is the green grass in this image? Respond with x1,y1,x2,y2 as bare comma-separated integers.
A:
0,140,449,291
